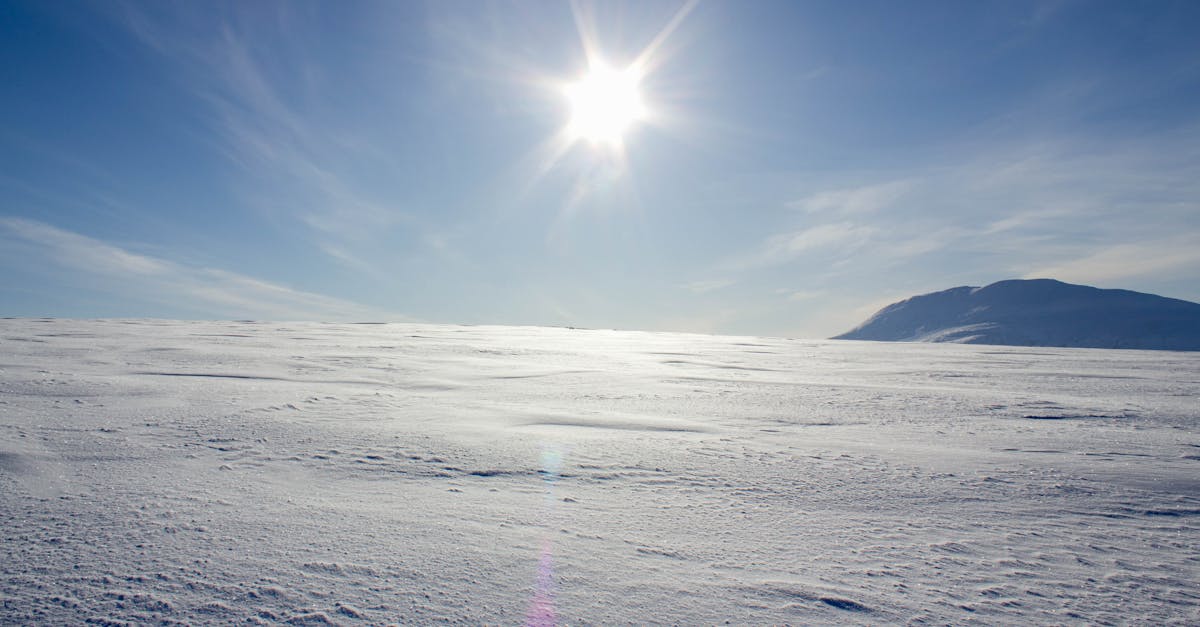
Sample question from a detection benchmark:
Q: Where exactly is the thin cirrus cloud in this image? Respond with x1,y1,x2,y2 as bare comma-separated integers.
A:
768,130,1195,270
0,217,391,321
774,288,823,302
788,180,912,216
726,181,915,280
111,3,413,260
681,279,734,294
1021,235,1200,286
732,221,876,272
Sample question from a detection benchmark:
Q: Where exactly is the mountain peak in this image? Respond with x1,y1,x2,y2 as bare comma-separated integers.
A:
833,279,1200,351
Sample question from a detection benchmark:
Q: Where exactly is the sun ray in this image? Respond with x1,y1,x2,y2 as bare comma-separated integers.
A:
631,0,700,76
514,0,698,199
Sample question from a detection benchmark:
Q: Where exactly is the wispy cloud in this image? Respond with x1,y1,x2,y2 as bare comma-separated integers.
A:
788,180,911,216
699,121,1200,340
744,124,1199,271
681,279,733,294
1021,235,1200,286
0,217,392,321
108,3,415,270
733,222,875,271
774,288,823,302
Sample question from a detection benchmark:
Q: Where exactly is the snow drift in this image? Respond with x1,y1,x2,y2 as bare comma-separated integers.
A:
833,278,1200,350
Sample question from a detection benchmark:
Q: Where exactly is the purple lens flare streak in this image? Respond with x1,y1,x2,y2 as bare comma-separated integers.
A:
525,446,565,627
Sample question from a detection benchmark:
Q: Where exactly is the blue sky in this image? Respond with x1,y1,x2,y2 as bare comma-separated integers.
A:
2,0,1198,337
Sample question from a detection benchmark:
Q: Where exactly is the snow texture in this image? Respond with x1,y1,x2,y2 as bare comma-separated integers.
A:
833,278,1200,351
2,318,1198,625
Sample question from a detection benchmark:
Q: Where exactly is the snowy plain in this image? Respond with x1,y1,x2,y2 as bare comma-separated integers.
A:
1,318,1197,625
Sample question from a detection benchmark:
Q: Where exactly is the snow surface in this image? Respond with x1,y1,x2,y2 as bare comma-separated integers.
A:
2,318,1198,625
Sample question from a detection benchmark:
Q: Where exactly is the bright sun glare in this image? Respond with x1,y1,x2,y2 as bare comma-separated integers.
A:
563,63,646,145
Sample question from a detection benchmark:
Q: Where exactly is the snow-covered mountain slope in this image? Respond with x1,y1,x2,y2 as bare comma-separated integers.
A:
2,319,1198,625
833,279,1200,350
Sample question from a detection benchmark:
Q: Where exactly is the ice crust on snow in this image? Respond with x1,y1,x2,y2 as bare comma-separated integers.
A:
833,278,1200,350
1,318,1198,624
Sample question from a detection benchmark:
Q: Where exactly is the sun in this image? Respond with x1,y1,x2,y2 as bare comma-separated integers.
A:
563,62,646,145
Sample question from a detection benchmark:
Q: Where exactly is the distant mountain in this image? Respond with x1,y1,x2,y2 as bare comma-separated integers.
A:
832,279,1200,351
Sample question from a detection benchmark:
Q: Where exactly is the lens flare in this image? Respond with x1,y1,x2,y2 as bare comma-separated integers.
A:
525,445,567,627
525,539,557,627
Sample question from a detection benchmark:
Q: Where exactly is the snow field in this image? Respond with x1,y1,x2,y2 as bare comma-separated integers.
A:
1,319,1198,624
